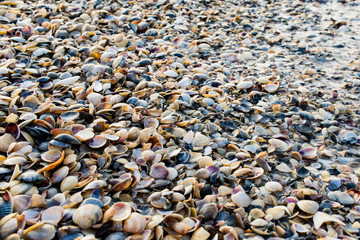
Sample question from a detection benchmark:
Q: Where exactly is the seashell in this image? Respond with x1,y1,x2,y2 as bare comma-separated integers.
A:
144,118,159,129
199,203,218,221
146,215,164,229
237,81,253,90
74,130,95,142
12,195,30,213
38,80,54,91
191,227,210,240
51,166,69,184
111,173,133,192
8,142,32,155
105,232,127,240
55,76,80,87
163,213,184,229
23,222,56,240
163,70,178,78
54,134,81,145
149,163,169,179
166,167,178,180
219,226,238,240
233,167,264,180
83,180,107,191
268,139,290,152
103,202,132,223
192,133,210,149
250,219,268,227
297,200,319,214
72,204,103,229
197,156,213,168
30,194,46,208
9,182,32,196
313,212,345,229
41,206,63,225
264,181,283,192
4,233,21,240
141,150,156,162
337,192,355,205
249,209,265,220
88,135,108,148
0,134,16,152
218,186,233,196
265,207,285,220
339,131,358,144
60,111,80,122
32,48,49,57
5,123,20,139
231,191,251,208
41,150,62,162
123,212,146,234
0,191,13,219
60,176,78,192
173,217,200,234
299,147,317,159
275,163,292,173
264,82,279,93
0,214,18,238
347,189,360,202
291,223,309,233
3,156,27,166
195,169,211,179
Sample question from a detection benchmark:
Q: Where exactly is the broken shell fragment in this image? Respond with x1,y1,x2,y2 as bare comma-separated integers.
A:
313,212,345,229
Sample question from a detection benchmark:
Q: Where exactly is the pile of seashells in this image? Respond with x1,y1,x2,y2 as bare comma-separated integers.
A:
0,0,360,239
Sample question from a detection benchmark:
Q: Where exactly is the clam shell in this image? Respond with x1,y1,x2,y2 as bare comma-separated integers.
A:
251,219,268,227
192,133,210,148
88,135,107,148
237,81,253,90
13,195,30,213
231,192,251,208
0,216,18,238
51,166,69,184
23,222,56,240
41,150,62,162
299,147,317,159
249,209,265,220
268,139,290,152
264,181,283,192
292,223,309,233
60,176,78,192
264,82,279,93
72,204,103,229
123,212,146,234
265,207,285,220
104,202,132,222
3,157,27,166
297,200,319,214
41,206,64,225
199,203,218,221
74,130,95,142
149,163,169,179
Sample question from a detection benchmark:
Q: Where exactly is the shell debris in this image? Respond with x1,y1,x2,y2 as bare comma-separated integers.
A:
0,0,359,239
